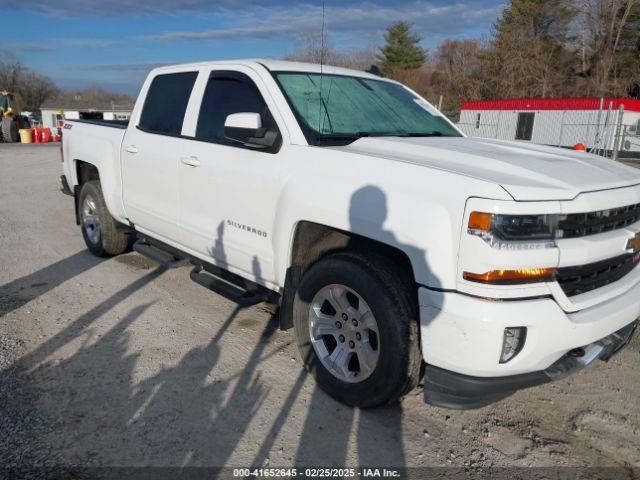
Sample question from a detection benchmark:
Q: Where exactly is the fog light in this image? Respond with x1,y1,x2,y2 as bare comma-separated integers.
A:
500,327,527,363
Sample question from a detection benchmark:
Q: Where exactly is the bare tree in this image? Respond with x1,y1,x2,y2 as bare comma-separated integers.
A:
284,32,377,71
17,71,59,111
284,31,335,65
428,39,486,115
0,53,25,93
576,0,640,96
1,51,59,112
49,87,135,108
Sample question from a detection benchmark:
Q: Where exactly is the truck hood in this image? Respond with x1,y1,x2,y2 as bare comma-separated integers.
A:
332,136,640,201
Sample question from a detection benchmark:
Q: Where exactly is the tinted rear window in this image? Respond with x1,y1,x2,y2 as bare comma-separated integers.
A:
139,71,198,135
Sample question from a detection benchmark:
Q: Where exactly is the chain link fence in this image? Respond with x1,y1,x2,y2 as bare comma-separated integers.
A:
457,100,640,162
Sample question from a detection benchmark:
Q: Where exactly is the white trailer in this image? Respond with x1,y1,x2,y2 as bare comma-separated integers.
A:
457,98,640,156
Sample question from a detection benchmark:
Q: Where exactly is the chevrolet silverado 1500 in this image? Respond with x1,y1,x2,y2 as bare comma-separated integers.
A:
60,60,640,409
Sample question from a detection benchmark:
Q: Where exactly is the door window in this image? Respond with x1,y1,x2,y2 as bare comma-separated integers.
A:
515,112,535,141
139,71,198,136
196,71,280,149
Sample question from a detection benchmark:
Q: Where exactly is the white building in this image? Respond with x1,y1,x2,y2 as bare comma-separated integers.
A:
457,97,640,155
40,101,133,129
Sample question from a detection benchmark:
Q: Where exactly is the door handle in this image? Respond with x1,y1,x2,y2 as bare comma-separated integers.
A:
180,156,201,167
124,145,138,154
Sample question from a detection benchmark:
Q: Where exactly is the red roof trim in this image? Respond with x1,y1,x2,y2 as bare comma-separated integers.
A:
460,97,640,112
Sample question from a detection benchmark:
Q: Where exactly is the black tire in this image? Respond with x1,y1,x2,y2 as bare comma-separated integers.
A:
78,180,129,257
293,250,422,408
1,117,18,143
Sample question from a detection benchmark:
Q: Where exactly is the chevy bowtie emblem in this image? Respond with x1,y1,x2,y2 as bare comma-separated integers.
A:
628,233,640,253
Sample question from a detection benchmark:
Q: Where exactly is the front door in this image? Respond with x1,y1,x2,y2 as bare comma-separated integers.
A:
178,70,284,285
122,71,198,243
515,112,535,141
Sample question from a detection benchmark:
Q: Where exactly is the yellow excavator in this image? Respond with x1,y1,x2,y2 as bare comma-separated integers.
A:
1,90,19,142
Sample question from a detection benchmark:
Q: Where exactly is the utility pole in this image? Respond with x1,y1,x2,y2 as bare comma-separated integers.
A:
612,104,625,161
593,97,604,155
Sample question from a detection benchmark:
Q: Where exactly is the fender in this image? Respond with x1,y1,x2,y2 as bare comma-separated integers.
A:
271,150,509,291
66,123,128,224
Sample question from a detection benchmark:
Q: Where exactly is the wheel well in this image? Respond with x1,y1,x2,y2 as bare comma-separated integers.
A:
290,221,416,283
76,161,99,185
73,161,100,226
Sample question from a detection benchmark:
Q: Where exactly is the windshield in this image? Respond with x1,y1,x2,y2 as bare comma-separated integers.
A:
274,72,461,145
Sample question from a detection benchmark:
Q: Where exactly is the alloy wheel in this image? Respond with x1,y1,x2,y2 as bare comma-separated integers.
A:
308,284,380,383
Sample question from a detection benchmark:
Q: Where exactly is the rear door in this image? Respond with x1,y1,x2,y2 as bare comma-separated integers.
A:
177,68,285,286
122,70,198,243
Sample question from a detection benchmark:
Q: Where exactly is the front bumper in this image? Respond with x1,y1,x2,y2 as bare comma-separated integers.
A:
418,279,640,408
423,320,638,409
419,278,640,377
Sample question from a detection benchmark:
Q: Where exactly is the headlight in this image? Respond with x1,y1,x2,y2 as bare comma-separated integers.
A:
468,212,559,249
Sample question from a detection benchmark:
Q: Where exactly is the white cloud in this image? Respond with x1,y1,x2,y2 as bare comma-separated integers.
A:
144,2,503,46
6,43,56,53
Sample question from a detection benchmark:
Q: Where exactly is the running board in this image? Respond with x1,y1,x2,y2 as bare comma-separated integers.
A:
190,266,270,307
133,239,189,269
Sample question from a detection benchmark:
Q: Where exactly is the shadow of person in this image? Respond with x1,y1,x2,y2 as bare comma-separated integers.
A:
348,185,439,295
294,185,440,467
15,266,166,370
114,232,278,467
211,221,228,270
121,303,248,465
10,298,158,469
349,185,441,466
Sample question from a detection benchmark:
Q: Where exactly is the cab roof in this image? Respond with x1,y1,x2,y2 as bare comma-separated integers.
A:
151,59,386,81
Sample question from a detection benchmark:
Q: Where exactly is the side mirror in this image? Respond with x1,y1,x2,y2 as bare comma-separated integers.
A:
224,112,277,148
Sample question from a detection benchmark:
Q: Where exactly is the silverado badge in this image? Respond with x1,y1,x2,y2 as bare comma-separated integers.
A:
628,233,640,254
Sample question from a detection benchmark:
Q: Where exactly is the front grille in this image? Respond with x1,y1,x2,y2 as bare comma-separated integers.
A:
559,203,640,238
556,252,640,297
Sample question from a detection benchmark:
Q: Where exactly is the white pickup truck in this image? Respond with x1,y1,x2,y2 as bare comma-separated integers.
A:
60,60,640,409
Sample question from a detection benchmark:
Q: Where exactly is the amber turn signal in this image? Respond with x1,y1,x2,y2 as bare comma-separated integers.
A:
468,211,492,231
463,268,556,285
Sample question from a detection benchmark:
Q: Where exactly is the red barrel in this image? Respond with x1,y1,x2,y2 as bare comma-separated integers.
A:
33,128,41,143
41,128,51,143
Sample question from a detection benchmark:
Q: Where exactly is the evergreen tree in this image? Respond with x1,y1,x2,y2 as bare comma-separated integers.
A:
481,0,575,98
377,21,426,75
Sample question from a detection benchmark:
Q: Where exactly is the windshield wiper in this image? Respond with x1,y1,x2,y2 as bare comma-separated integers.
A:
315,132,374,142
400,131,444,137
315,131,447,144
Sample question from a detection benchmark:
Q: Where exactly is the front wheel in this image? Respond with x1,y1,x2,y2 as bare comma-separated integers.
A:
293,251,422,408
78,180,129,257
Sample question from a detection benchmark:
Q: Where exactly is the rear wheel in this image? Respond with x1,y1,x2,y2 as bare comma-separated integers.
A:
79,180,129,257
293,251,422,408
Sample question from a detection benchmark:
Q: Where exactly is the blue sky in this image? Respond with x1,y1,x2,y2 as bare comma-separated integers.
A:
1,0,505,95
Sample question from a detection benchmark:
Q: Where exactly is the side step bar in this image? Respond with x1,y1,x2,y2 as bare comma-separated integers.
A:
132,234,279,308
190,266,271,307
133,239,189,269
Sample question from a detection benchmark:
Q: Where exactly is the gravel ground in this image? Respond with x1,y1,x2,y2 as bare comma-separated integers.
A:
1,144,639,477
